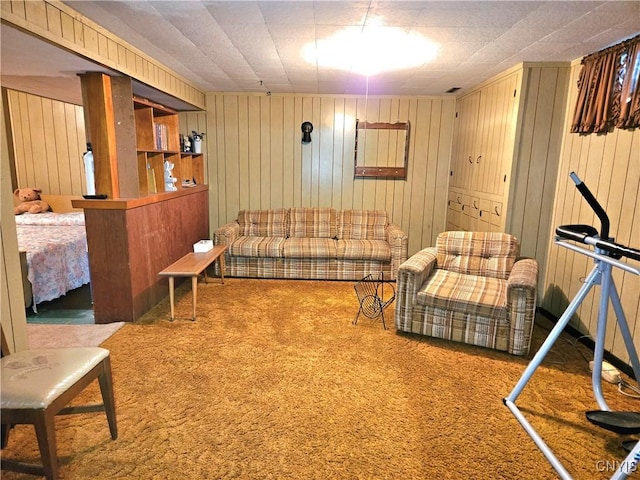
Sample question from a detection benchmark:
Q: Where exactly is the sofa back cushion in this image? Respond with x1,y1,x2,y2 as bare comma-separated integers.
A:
337,210,388,240
289,207,336,238
436,231,519,280
238,209,288,237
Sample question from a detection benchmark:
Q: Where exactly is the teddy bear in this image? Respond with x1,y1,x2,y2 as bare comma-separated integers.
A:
14,188,50,215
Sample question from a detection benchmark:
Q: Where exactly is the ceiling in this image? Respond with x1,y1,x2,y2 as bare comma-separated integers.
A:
2,1,639,106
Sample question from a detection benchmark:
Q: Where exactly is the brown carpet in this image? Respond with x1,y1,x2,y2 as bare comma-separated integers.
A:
2,278,638,479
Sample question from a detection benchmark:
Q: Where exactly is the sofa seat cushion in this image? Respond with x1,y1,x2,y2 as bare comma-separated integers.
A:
230,236,286,258
336,239,391,261
282,238,337,259
416,269,508,322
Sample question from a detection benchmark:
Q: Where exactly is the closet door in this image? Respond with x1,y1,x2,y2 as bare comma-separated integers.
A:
450,91,480,190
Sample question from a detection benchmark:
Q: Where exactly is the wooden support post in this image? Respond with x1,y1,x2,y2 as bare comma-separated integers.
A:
80,72,120,199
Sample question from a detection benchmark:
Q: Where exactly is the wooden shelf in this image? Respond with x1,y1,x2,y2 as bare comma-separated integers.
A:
133,96,205,195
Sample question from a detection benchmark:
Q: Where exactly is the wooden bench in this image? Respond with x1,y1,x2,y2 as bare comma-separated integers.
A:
158,245,227,321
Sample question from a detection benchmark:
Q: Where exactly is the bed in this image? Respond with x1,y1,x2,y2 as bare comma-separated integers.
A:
15,195,90,309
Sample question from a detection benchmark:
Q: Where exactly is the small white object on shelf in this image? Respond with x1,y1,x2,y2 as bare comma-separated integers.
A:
193,240,213,253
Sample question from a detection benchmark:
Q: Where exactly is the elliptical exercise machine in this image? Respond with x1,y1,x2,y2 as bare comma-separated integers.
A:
504,172,640,479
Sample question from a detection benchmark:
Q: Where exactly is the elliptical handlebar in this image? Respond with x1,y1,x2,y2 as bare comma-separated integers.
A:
555,172,640,262
569,172,610,240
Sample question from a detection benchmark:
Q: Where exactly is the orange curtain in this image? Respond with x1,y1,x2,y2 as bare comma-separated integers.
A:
571,34,640,134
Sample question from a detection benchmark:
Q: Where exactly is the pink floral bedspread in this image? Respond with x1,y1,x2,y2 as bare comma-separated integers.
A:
16,224,90,305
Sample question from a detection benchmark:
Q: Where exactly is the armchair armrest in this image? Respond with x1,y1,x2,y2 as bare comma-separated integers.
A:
386,224,409,279
394,247,437,331
507,258,538,356
214,222,240,246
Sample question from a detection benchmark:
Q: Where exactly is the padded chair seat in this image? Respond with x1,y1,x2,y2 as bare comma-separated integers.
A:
416,269,508,322
1,347,110,410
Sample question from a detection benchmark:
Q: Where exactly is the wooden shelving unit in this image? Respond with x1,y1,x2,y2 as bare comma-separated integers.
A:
133,96,205,195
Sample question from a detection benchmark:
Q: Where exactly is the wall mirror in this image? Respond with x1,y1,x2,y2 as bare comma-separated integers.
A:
354,120,410,179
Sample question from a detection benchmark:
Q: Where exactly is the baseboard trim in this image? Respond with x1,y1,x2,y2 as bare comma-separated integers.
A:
536,307,636,381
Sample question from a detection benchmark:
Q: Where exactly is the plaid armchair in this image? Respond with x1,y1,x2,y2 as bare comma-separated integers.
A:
394,231,538,356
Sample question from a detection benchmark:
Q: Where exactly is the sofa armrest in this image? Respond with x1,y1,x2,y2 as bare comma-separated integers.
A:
507,258,538,356
394,247,437,331
214,222,240,246
386,224,408,279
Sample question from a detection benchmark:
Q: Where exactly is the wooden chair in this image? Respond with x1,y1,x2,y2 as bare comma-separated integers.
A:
1,346,118,480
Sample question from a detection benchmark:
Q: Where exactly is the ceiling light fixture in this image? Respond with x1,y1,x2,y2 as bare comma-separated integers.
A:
303,24,438,76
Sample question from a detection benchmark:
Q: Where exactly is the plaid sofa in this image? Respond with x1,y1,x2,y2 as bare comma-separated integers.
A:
394,231,538,356
213,208,408,280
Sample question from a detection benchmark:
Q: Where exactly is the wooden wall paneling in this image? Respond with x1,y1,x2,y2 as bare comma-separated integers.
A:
26,93,49,190
259,95,272,207
60,102,80,194
533,67,569,269
576,134,608,333
247,95,261,211
508,67,541,249
223,95,240,220
400,98,418,235
407,99,431,254
388,98,405,215
311,96,323,206
9,92,27,187
300,96,313,207
270,95,284,209
351,97,366,209
236,95,250,215
319,96,335,207
331,98,346,210
433,99,456,244
8,90,86,195
341,97,357,211
282,96,296,209
420,99,440,247
598,130,637,356
206,94,221,230
291,96,303,208
42,98,60,190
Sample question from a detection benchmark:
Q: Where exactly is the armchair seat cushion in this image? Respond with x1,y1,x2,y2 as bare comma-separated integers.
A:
230,236,286,258
416,269,508,323
283,238,337,258
337,239,391,261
